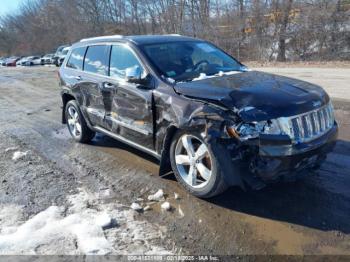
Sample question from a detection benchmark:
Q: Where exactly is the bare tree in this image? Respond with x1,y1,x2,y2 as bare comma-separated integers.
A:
0,0,349,61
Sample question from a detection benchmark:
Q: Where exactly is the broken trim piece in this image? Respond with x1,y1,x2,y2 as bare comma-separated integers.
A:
106,116,151,135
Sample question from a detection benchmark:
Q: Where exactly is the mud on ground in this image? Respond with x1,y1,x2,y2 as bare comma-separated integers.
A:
0,66,349,255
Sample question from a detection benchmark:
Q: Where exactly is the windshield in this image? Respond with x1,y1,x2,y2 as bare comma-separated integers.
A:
140,41,246,82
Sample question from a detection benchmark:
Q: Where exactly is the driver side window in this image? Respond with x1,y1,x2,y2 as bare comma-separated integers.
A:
110,45,143,79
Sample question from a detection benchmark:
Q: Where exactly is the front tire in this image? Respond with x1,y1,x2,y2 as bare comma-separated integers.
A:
65,100,95,143
170,130,229,198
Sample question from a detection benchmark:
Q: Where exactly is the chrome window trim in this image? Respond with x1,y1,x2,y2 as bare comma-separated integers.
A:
63,41,149,81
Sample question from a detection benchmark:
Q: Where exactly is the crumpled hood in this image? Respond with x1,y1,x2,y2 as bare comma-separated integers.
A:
174,71,329,121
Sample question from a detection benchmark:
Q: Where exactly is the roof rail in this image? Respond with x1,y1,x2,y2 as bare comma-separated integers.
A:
80,35,123,42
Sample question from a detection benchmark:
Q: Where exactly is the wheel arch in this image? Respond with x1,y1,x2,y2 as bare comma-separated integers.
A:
159,125,179,176
159,121,245,189
61,92,76,124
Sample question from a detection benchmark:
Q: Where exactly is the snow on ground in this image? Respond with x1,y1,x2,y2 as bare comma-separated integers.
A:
130,202,143,211
4,147,18,153
148,189,165,202
0,188,172,255
161,202,171,211
11,151,29,161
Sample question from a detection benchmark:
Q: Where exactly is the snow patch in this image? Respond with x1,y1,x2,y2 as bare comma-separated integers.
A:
0,204,24,234
12,151,29,161
161,202,171,211
0,205,112,255
5,147,18,153
148,189,164,202
130,203,143,211
191,70,243,82
95,212,112,229
0,189,171,255
192,73,214,81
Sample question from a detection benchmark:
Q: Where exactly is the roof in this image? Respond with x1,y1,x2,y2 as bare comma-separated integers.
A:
75,34,200,47
125,34,199,45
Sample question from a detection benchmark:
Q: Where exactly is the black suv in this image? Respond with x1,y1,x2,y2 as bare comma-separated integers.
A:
59,35,338,198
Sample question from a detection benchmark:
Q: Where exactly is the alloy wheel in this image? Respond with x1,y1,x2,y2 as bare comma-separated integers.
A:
67,106,82,138
175,134,213,188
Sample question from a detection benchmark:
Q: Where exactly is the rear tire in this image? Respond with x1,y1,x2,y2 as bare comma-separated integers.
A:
170,130,229,198
65,100,95,143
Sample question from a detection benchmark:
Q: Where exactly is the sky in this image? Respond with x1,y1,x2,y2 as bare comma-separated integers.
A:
0,0,26,17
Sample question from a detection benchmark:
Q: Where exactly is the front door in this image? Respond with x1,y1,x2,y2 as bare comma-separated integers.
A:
104,44,154,150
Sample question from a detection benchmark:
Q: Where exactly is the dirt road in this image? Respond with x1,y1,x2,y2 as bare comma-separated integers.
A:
0,66,349,255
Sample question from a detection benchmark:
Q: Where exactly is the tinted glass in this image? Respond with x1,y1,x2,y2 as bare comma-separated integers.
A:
84,45,110,76
110,45,143,79
140,41,244,82
66,47,86,70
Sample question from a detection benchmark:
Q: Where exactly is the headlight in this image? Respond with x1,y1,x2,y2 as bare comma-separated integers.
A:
226,102,335,141
226,119,286,140
261,119,283,135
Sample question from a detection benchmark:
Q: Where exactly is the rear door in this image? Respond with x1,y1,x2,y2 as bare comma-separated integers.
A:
79,45,111,128
62,46,87,106
104,43,154,149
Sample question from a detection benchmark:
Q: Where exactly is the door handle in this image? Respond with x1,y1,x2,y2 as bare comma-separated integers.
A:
75,76,82,81
103,82,115,89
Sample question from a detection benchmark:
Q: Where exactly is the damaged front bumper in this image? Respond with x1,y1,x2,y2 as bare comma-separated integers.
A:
247,122,338,182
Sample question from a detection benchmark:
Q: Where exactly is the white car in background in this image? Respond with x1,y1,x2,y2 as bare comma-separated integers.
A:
57,47,70,66
41,53,54,65
25,56,42,66
53,44,70,66
16,57,29,66
0,57,6,65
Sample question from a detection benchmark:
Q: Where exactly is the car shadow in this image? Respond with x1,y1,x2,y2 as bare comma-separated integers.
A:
208,139,350,234
89,131,350,234
89,132,160,164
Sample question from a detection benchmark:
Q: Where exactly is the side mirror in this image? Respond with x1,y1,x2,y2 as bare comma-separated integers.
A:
125,66,142,83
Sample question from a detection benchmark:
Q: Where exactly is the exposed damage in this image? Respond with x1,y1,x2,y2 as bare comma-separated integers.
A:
169,70,338,188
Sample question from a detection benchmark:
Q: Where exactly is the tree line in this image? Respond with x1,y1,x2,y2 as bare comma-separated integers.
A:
0,0,349,62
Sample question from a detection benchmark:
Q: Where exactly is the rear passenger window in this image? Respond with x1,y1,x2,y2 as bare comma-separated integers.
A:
110,45,143,79
66,47,86,70
84,45,110,76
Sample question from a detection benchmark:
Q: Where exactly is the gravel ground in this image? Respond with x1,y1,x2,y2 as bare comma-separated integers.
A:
0,66,349,256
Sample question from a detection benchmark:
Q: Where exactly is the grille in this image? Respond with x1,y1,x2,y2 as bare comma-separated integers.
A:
289,103,334,143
